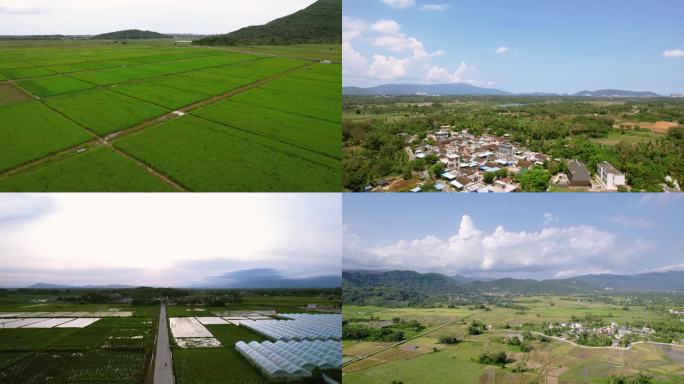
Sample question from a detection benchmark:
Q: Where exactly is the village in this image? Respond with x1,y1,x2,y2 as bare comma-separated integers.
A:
369,125,631,193
546,321,656,348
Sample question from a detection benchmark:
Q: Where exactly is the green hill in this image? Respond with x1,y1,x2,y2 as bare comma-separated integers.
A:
193,0,341,46
91,29,171,40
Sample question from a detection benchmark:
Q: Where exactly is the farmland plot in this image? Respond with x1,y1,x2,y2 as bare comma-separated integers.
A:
22,318,76,328
18,75,94,97
0,146,175,192
45,88,169,135
115,115,340,191
170,317,214,338
1,42,341,192
0,101,93,172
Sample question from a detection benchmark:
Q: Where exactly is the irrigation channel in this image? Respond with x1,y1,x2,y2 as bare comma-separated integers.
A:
154,303,174,384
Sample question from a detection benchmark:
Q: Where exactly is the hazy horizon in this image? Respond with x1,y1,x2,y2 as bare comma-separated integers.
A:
0,0,316,35
0,194,341,288
343,0,684,95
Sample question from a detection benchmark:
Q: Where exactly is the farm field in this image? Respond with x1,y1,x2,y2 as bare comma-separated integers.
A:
0,41,341,191
0,295,158,384
343,297,684,384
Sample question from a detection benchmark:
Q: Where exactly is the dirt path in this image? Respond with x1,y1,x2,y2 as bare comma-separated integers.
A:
154,303,174,384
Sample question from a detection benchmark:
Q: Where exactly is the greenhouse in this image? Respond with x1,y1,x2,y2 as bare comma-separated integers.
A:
240,314,341,341
236,339,342,382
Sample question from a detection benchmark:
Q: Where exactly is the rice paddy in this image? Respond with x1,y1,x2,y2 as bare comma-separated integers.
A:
0,41,341,191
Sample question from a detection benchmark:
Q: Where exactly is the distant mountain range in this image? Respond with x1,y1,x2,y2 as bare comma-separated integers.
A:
91,29,171,40
25,276,342,290
27,283,136,289
343,83,664,98
193,0,341,46
343,270,684,295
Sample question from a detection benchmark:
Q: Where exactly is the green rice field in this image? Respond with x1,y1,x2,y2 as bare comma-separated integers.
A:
0,41,341,191
343,297,684,384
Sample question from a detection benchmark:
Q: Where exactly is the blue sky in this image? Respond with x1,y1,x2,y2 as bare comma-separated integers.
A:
0,194,341,288
343,193,684,279
343,0,684,94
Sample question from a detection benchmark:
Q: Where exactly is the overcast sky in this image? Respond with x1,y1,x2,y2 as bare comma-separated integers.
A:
343,193,684,280
344,0,684,94
0,0,316,35
0,194,341,288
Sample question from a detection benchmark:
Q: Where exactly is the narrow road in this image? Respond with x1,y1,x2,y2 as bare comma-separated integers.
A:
154,303,174,384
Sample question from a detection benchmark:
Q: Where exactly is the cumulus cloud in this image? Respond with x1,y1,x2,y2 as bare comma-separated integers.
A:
418,3,449,12
343,215,629,276
342,16,490,86
662,49,684,58
543,212,557,225
371,19,401,34
495,46,509,54
380,0,415,9
426,62,473,83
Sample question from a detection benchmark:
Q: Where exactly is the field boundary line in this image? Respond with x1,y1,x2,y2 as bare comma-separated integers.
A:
343,311,479,368
203,46,342,63
109,146,186,192
108,61,316,142
0,139,100,178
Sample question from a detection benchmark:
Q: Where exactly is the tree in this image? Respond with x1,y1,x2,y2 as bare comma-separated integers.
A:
430,162,445,178
520,168,551,192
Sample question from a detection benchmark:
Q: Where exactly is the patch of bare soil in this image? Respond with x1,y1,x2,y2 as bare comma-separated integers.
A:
0,82,31,106
546,367,568,384
643,121,679,133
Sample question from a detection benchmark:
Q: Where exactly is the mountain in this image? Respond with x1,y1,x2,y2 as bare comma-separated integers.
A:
572,89,662,98
342,269,684,296
343,83,510,96
193,0,341,46
91,30,171,40
343,85,665,98
203,275,342,289
26,283,137,289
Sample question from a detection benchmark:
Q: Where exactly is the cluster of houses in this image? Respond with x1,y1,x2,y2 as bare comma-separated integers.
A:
548,321,655,347
386,126,628,192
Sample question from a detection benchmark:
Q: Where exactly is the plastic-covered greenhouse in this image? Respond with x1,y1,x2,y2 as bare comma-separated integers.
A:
236,339,341,382
240,314,341,341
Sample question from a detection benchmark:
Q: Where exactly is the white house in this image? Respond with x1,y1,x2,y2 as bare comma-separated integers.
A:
597,161,626,190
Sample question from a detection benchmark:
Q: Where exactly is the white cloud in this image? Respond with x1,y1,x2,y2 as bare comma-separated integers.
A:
418,3,449,12
343,42,368,76
343,16,367,42
425,62,472,83
371,19,401,34
610,215,653,228
554,268,614,279
640,264,684,273
344,215,627,276
0,0,317,35
495,46,509,54
662,49,684,58
543,212,557,225
369,54,410,79
380,0,415,9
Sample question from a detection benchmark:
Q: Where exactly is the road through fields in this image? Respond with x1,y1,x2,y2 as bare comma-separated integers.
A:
154,303,174,384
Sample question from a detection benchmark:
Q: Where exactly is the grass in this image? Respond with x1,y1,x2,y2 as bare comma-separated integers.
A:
0,100,93,172
229,44,341,61
0,146,175,191
591,129,665,146
45,88,169,135
115,115,340,191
